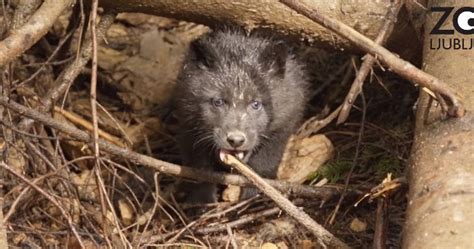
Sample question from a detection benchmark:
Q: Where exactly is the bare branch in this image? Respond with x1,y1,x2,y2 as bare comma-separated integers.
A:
0,0,74,66
0,96,343,201
280,0,464,117
337,0,402,124
221,154,349,249
0,161,85,248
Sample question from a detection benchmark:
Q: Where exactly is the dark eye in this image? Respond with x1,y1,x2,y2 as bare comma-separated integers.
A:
212,98,224,107
250,100,262,110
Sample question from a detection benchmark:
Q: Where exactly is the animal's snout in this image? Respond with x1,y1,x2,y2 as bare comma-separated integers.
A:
226,131,246,148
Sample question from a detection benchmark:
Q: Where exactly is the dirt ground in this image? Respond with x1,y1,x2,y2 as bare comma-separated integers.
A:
1,12,418,248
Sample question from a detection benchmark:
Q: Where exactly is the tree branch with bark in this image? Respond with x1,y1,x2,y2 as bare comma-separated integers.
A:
0,0,74,66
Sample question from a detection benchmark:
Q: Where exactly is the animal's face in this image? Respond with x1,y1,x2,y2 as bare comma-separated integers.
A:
194,66,271,160
176,30,289,161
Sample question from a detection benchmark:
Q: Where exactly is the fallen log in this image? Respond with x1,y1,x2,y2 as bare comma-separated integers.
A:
99,0,421,57
403,0,474,248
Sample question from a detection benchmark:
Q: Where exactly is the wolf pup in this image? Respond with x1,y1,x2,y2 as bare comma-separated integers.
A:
173,29,308,202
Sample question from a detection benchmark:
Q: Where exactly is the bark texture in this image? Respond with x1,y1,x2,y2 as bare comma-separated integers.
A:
403,0,474,248
99,0,420,57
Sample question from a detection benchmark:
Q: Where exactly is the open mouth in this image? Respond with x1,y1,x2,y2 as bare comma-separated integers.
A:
219,149,246,162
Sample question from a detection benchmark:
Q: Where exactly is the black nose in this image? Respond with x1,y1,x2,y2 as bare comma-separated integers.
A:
227,132,246,148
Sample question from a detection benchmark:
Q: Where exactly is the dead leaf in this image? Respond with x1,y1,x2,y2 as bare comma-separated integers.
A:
6,140,27,174
350,217,367,232
261,242,279,249
136,208,154,226
71,170,99,201
298,240,316,249
118,198,134,226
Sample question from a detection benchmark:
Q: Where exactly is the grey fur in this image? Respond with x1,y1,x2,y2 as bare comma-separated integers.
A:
173,29,309,202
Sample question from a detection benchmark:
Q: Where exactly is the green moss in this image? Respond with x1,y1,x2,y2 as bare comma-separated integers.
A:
309,160,353,183
373,156,402,177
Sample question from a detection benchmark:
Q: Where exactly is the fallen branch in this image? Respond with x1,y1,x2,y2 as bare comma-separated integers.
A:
221,154,349,249
373,198,388,249
0,190,7,249
195,207,281,234
0,0,74,66
337,0,402,124
18,13,116,130
54,106,125,147
0,97,342,201
99,0,419,55
43,13,116,111
280,0,464,118
10,0,42,30
0,162,85,248
297,105,342,139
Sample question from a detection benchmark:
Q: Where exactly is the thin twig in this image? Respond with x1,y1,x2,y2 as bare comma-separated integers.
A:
17,13,116,132
373,198,388,249
297,105,342,139
337,0,402,124
10,0,41,31
89,0,100,160
0,0,74,66
3,167,62,223
221,154,349,249
0,161,85,248
13,30,74,91
0,96,343,200
0,161,7,249
0,200,7,249
54,106,125,147
88,4,115,248
195,207,281,234
226,224,238,249
280,0,464,117
329,92,367,225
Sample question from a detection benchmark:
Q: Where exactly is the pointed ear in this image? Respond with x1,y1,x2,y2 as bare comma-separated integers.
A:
188,38,217,68
259,41,288,76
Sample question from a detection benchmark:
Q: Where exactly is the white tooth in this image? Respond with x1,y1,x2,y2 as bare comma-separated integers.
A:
237,152,244,160
219,151,226,162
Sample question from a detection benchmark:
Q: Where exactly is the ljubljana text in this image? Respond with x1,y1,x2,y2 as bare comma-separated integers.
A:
430,38,473,50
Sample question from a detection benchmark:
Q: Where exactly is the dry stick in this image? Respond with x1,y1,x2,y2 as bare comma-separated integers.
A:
54,106,125,147
0,160,7,249
222,154,349,249
0,97,341,201
18,13,116,131
10,0,42,30
0,196,7,249
3,168,61,223
0,162,85,248
373,198,388,249
297,105,342,139
90,0,100,160
329,93,366,225
280,0,464,117
44,13,115,112
14,30,74,90
88,3,113,248
195,207,281,234
165,196,261,244
226,225,238,249
0,0,74,66
337,0,402,125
